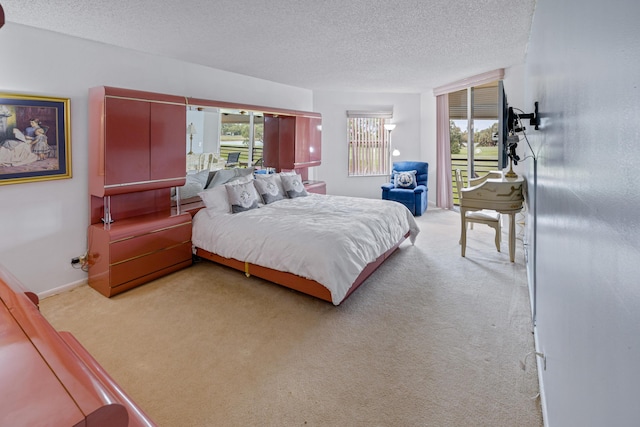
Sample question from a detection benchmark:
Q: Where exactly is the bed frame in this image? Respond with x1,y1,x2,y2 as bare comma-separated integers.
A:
194,231,410,304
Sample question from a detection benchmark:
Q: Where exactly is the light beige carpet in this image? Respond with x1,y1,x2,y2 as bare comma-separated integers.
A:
41,207,542,427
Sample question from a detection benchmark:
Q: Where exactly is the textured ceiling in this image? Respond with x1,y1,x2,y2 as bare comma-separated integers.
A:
2,0,536,93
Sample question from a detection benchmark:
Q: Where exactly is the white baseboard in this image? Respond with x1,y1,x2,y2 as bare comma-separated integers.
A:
534,327,549,427
38,278,87,300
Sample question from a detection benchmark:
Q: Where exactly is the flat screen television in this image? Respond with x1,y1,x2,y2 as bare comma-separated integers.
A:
497,81,509,169
498,81,521,169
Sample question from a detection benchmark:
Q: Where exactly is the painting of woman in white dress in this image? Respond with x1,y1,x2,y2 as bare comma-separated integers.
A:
0,128,38,166
0,93,71,185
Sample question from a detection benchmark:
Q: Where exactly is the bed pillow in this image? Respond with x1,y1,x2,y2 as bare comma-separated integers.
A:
198,185,231,213
172,169,210,200
280,173,308,198
255,172,286,190
225,180,261,213
234,166,255,180
393,170,418,189
253,174,286,204
205,169,236,189
206,167,256,189
226,172,255,186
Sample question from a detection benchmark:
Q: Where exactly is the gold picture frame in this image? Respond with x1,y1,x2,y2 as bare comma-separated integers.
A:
0,93,72,185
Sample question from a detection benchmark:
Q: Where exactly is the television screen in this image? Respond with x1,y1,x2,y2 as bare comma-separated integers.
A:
497,81,509,169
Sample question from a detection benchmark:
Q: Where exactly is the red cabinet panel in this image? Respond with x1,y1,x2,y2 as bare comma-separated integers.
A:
150,102,187,182
89,86,187,197
278,115,296,169
263,114,322,171
290,115,322,166
104,97,151,186
263,115,280,168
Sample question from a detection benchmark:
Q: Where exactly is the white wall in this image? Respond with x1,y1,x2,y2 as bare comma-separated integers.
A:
0,23,313,296
519,0,640,425
313,91,428,199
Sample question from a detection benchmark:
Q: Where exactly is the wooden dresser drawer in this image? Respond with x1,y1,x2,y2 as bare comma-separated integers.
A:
88,212,193,297
110,222,191,264
110,241,192,287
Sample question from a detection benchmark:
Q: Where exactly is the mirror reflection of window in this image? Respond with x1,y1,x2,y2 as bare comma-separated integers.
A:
186,107,223,173
220,110,263,170
185,106,266,174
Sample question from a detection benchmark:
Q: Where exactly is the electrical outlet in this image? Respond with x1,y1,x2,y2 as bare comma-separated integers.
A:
71,254,87,266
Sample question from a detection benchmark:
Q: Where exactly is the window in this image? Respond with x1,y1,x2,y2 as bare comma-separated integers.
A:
347,110,393,176
449,81,501,186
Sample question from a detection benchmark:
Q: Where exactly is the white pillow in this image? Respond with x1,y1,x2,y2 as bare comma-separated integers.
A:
198,185,230,213
225,180,260,213
280,173,308,198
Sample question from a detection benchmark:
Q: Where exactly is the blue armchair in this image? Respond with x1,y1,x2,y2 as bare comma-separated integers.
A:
381,161,428,216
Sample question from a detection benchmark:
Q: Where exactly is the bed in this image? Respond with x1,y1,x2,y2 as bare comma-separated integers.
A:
190,174,420,305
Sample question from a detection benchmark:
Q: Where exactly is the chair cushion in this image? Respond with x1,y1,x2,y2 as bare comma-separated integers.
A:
466,210,500,221
393,170,418,189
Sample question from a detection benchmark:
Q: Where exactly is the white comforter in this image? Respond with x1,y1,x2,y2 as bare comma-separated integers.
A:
192,194,420,304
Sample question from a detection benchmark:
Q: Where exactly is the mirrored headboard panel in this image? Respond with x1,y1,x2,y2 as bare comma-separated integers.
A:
184,97,320,174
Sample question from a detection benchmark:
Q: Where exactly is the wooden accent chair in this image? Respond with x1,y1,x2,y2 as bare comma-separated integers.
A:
455,169,501,253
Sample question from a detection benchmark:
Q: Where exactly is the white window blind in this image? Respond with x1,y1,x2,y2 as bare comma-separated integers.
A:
448,84,499,120
347,110,393,176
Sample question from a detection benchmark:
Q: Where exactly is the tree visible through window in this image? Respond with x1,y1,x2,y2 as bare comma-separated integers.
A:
347,111,392,176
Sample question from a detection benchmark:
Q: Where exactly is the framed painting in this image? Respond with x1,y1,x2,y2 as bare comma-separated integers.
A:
0,93,72,185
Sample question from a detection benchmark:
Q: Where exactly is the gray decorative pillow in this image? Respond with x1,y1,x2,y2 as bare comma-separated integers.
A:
225,180,260,213
173,169,209,199
280,174,308,198
234,167,254,179
206,169,236,189
393,170,418,189
253,175,285,204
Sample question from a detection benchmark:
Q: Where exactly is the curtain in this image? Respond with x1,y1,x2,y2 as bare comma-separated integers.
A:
436,94,453,209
